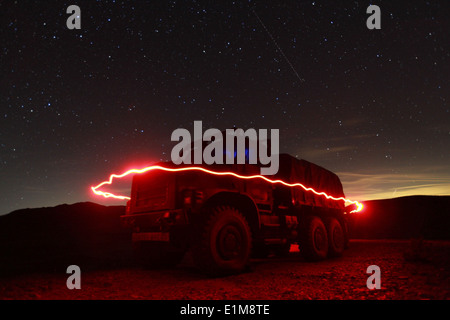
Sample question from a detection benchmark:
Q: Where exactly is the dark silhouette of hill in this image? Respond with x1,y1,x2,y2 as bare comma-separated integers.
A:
348,195,450,240
0,202,132,276
0,196,448,277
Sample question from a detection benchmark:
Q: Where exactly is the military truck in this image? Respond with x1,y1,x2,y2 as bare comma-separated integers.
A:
121,153,350,275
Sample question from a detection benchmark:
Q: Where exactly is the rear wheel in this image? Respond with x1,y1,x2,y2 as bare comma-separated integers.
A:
133,241,185,269
325,217,345,257
192,206,252,276
299,216,328,261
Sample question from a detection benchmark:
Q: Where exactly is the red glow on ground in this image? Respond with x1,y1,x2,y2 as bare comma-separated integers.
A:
91,165,364,213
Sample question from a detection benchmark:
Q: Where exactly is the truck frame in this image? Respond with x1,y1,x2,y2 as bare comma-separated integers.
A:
121,153,350,275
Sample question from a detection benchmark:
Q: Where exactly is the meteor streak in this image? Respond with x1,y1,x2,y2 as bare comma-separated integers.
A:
91,165,364,213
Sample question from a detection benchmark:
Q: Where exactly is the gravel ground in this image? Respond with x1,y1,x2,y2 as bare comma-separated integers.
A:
0,240,449,300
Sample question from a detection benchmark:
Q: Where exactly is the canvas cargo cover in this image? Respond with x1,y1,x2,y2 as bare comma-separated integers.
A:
275,154,345,210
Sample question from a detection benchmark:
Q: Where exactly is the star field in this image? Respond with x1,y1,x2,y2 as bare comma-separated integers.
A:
0,0,449,214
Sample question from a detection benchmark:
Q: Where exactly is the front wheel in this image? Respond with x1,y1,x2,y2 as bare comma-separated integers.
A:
192,206,252,276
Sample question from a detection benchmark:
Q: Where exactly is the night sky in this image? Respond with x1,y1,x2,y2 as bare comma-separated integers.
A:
1,0,449,215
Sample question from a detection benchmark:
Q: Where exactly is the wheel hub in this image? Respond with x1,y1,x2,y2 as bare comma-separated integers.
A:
217,225,243,260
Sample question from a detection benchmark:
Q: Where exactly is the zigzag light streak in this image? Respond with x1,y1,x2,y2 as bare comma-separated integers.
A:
91,165,363,213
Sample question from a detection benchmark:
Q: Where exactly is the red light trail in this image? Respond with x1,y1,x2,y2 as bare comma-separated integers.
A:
91,165,364,213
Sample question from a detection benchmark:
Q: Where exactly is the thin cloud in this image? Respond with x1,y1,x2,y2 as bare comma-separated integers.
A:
338,170,450,201
310,134,377,144
341,117,367,127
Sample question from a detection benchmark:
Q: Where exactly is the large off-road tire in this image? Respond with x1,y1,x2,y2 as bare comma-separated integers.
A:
325,217,345,257
299,216,329,261
192,206,252,276
133,241,185,269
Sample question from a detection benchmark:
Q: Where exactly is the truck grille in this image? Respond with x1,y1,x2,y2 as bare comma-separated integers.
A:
136,186,169,208
131,171,175,213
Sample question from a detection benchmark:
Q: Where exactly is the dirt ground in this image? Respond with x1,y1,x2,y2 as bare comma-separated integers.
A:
0,240,449,300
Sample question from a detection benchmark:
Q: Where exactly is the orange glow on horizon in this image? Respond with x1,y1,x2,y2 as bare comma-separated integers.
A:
91,165,364,213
